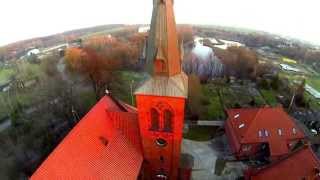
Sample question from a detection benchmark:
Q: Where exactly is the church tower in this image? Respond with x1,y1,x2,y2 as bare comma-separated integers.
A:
135,0,188,179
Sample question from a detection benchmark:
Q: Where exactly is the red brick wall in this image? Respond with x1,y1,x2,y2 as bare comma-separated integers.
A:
136,94,186,179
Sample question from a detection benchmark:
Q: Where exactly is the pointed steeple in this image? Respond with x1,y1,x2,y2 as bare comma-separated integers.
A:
147,0,181,76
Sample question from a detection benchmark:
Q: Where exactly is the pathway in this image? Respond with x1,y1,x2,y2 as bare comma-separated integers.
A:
197,121,224,127
182,139,218,180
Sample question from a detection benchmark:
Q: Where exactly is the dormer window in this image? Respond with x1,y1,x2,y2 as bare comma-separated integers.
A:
239,123,245,129
258,130,269,137
234,114,240,119
293,128,297,135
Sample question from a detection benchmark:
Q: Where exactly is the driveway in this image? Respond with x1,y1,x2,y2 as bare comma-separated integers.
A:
182,139,218,180
182,136,246,180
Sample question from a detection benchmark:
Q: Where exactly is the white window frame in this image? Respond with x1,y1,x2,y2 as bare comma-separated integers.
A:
239,123,245,129
293,128,297,134
234,114,240,119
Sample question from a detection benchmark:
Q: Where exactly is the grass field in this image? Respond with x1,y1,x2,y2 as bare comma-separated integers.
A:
183,125,218,141
259,89,278,106
307,77,320,91
202,85,225,120
282,57,297,64
16,62,42,80
278,63,320,109
0,68,14,85
81,26,135,39
304,93,320,110
220,85,266,108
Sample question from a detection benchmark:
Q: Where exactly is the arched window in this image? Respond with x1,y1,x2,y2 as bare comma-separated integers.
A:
150,108,160,131
163,110,173,132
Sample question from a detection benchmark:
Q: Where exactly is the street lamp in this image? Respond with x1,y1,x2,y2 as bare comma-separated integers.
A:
130,80,135,105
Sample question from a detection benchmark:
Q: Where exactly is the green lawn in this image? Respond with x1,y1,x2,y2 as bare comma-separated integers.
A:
219,85,266,108
260,89,278,106
0,68,14,85
81,26,132,39
202,85,225,120
183,126,218,141
282,57,297,64
16,62,42,81
279,64,320,92
279,71,305,84
305,92,320,110
307,77,320,91
220,86,237,108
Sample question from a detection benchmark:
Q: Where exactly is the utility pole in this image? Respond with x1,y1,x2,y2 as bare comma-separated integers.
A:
288,90,296,112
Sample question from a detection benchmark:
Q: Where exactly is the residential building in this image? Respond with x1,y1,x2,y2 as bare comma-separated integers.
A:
245,145,320,180
225,107,306,160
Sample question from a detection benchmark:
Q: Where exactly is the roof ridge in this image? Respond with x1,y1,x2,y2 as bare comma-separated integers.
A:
108,95,128,112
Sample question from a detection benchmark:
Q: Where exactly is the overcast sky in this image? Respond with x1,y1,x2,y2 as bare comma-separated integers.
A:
0,0,319,46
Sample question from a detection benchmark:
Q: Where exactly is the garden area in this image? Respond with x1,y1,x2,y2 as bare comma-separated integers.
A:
200,85,225,120
220,84,266,108
0,68,14,85
278,67,320,110
183,125,219,141
259,89,278,106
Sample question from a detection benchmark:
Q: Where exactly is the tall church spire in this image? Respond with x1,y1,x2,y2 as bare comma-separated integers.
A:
147,0,181,76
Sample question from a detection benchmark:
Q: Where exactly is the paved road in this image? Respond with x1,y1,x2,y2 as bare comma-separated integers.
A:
197,121,224,127
182,137,246,180
182,139,218,180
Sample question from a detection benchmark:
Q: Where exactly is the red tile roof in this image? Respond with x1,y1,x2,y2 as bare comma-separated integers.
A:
226,107,305,156
31,96,143,180
249,145,320,180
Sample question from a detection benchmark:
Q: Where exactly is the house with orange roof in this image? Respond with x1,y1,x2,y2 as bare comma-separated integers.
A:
225,107,306,160
245,145,320,180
